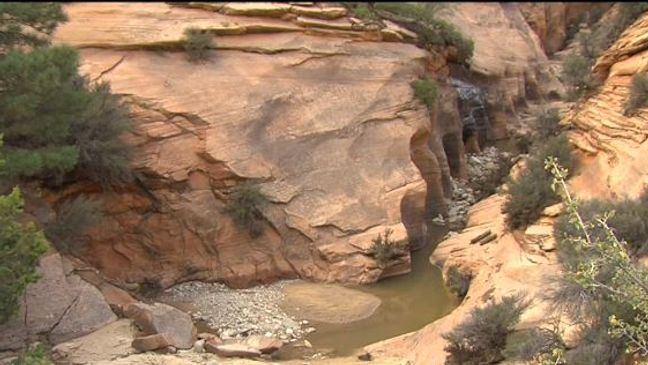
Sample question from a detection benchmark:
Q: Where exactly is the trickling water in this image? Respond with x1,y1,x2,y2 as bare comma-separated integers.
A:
450,78,492,145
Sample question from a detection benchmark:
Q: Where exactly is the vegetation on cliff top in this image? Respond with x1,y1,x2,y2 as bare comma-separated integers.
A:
343,2,474,64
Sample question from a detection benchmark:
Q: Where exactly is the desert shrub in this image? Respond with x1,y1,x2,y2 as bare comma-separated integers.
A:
411,77,438,109
560,54,598,99
345,3,378,21
532,108,562,142
623,73,648,116
225,182,268,238
10,343,51,365
442,293,530,365
369,228,406,265
445,265,471,298
554,195,648,260
373,3,473,63
503,134,573,229
543,159,648,359
183,27,213,62
0,187,49,323
44,195,103,255
503,327,563,362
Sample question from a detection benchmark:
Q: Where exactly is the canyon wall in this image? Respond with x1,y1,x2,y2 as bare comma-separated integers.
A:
49,2,462,289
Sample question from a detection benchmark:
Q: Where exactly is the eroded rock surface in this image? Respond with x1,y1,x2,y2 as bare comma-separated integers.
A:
50,2,461,288
0,253,116,351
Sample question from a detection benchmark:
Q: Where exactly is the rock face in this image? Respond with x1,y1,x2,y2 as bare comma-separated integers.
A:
436,3,564,139
0,253,117,351
519,3,613,55
568,11,648,200
50,2,463,288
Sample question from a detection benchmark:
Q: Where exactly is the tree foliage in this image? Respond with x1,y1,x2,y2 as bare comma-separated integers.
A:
0,187,49,323
0,2,67,50
0,46,133,187
411,77,438,109
44,195,103,255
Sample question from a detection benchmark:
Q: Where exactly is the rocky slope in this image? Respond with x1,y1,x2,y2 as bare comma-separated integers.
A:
367,7,648,365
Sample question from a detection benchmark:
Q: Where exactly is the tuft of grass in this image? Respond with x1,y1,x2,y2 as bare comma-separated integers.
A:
369,228,406,265
411,77,438,109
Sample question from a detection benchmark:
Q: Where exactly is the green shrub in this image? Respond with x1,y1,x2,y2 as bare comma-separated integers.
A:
347,3,378,21
503,134,573,229
445,265,471,298
623,73,648,116
0,187,49,323
225,182,268,238
10,343,51,365
44,195,103,255
369,228,406,265
183,27,213,62
442,294,530,365
411,77,438,109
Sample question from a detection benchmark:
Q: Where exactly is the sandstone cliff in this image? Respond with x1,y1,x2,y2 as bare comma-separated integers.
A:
50,2,465,289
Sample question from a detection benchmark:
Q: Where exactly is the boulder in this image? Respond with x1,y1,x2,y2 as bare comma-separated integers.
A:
124,303,195,349
242,335,284,354
205,342,262,358
132,334,171,352
51,319,136,364
0,253,117,350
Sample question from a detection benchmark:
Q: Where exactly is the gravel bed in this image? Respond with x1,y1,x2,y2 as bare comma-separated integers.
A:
156,280,316,342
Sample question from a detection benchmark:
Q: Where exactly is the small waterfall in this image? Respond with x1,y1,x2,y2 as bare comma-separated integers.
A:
450,78,491,148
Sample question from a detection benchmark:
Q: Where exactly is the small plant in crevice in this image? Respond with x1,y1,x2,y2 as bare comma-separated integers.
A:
411,77,438,109
183,27,214,62
623,73,648,116
225,181,268,239
369,228,406,266
442,293,531,365
44,195,103,256
445,265,472,299
10,343,51,365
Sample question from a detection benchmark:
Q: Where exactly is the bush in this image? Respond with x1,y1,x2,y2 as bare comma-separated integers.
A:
183,27,213,62
373,3,473,63
10,343,51,365
532,108,562,142
554,194,648,259
503,134,573,229
445,265,471,298
0,3,67,49
624,73,648,116
369,228,406,265
503,327,563,362
411,77,438,109
44,195,103,255
225,182,268,238
442,294,530,365
561,54,598,99
0,187,49,323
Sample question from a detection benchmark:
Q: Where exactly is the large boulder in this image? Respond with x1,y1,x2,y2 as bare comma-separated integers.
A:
50,2,462,288
124,302,196,349
0,253,117,350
